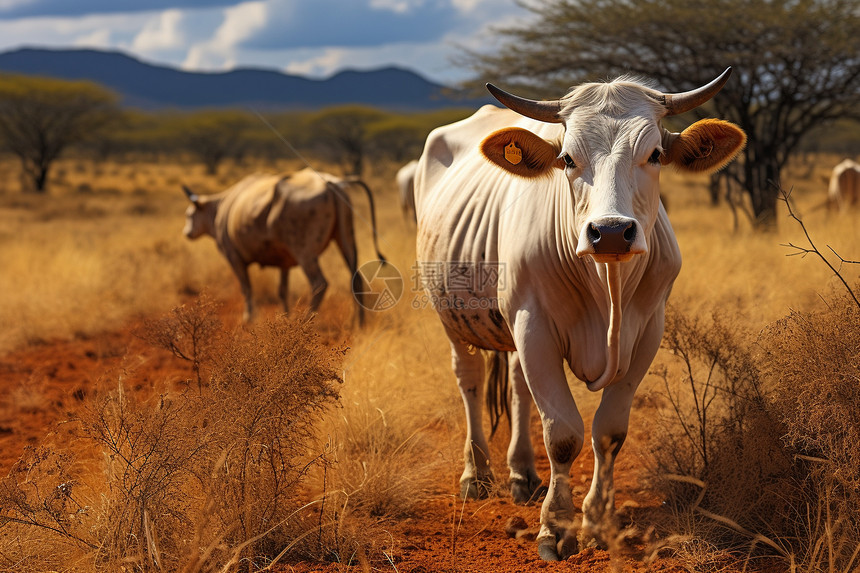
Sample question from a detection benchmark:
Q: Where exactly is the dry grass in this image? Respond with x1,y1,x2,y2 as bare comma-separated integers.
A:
641,176,860,572
1,151,859,571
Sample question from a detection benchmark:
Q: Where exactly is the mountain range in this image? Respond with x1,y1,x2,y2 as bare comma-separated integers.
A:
0,47,488,111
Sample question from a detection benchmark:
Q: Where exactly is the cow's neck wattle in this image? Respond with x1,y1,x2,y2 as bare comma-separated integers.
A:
584,261,622,391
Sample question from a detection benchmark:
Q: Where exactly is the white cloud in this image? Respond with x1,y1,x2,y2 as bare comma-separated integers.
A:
0,12,142,50
369,0,413,14
182,0,265,69
132,9,184,52
450,0,484,12
283,48,347,77
73,26,111,48
212,1,266,47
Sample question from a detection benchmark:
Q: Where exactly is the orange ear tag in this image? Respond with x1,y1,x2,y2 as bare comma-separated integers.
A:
504,142,522,165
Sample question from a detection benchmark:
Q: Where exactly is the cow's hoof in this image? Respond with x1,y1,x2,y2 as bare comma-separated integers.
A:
537,530,579,561
460,476,493,500
559,530,580,559
537,536,560,561
511,475,547,504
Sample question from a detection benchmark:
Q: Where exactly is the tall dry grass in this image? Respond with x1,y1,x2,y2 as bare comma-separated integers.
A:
641,179,860,572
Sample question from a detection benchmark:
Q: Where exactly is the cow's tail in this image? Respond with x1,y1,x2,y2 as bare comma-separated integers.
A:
344,177,386,263
485,351,511,438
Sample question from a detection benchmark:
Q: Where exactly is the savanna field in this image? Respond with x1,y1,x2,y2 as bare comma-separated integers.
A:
0,152,858,572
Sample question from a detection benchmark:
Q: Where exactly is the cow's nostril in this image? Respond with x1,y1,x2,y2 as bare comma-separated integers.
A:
623,223,636,243
587,223,601,243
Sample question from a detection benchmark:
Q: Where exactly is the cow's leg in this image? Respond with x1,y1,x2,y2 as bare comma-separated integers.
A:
227,259,254,321
278,268,290,313
333,230,364,326
507,351,543,503
579,379,637,548
580,314,662,547
513,313,584,561
300,258,328,312
449,336,493,499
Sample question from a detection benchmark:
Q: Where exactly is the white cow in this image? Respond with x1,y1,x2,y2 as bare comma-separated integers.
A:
414,69,746,560
828,158,860,211
396,159,418,222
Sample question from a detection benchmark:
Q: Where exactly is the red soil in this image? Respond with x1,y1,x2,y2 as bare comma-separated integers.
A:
0,314,781,573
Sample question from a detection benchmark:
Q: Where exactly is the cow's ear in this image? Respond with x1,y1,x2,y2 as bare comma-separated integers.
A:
662,119,746,174
481,127,564,178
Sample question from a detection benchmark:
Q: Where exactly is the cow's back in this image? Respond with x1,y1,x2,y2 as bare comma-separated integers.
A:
215,173,281,260
267,168,339,263
414,106,569,350
829,159,860,209
215,169,337,267
415,105,566,259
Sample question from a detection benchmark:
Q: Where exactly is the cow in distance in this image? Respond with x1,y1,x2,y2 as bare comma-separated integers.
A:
183,168,385,324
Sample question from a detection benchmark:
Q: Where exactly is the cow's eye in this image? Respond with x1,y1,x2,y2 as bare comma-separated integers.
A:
648,148,662,165
561,153,577,169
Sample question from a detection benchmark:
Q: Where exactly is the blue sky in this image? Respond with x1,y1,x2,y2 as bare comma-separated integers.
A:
0,0,531,84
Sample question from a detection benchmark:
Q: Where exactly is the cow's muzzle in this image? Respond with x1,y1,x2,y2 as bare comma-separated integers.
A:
576,216,646,262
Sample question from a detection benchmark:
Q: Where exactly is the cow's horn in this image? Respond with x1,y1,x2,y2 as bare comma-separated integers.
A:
182,184,199,203
486,83,564,124
658,67,733,116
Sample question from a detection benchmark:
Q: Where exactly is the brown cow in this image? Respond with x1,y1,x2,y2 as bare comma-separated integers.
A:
182,168,384,323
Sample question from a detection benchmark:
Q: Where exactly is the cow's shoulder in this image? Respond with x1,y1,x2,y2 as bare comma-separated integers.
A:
217,173,281,228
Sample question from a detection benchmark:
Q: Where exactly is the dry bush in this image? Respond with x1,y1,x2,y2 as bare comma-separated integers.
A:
87,385,210,571
761,296,860,572
1,300,344,572
136,293,224,388
202,315,343,567
648,295,860,572
648,310,786,544
0,446,96,570
304,319,450,566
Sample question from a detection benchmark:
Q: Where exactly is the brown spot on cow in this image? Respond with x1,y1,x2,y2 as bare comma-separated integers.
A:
550,435,581,465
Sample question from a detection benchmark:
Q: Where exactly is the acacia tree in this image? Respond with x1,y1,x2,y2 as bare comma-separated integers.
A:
305,105,388,176
180,110,250,175
468,0,860,229
0,75,119,192
367,117,426,164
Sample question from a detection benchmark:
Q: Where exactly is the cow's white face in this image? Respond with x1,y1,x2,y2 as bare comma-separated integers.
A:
181,187,218,240
560,98,664,262
183,203,208,239
480,73,747,264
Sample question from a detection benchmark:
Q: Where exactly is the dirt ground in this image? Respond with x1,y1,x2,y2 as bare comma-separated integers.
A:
0,305,784,573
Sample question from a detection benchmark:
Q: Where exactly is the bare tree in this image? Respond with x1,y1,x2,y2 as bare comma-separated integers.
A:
0,75,119,192
466,0,860,229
